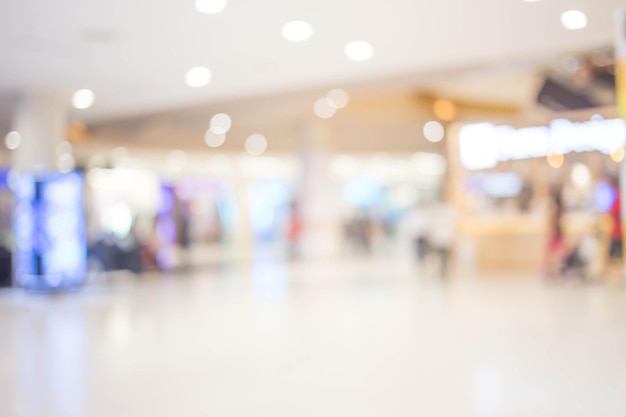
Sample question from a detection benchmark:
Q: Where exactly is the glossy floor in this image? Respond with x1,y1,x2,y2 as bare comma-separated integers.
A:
1,258,626,416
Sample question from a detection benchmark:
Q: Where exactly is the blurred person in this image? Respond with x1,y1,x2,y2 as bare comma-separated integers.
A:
562,223,602,281
403,202,429,264
545,191,567,278
287,201,302,259
347,211,372,254
424,199,455,278
607,176,622,262
0,243,12,287
140,217,161,272
115,220,144,274
175,199,192,270
356,211,373,253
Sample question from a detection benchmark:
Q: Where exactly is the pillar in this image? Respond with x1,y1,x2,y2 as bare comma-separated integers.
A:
12,92,66,172
297,122,342,259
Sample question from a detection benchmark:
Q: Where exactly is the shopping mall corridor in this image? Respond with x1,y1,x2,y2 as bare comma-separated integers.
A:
0,258,625,417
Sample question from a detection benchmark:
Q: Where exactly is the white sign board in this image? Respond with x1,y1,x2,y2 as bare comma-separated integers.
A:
459,116,626,170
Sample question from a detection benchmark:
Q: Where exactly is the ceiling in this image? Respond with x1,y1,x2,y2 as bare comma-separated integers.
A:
0,0,620,124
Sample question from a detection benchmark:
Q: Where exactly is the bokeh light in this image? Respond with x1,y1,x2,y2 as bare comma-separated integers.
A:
610,147,625,163
314,98,337,119
571,163,591,189
245,134,268,156
595,183,617,212
327,89,350,109
5,131,21,150
433,99,457,122
195,0,227,14
205,130,226,147
72,89,95,109
210,113,232,134
57,154,75,173
185,67,212,87
345,41,374,62
282,21,313,42
423,121,445,142
547,151,564,168
561,10,587,30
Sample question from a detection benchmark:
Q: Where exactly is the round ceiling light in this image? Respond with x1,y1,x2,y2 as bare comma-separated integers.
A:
327,89,350,109
210,113,232,134
245,134,268,156
282,21,313,42
561,10,587,30
4,131,21,150
205,130,226,148
195,0,227,14
185,67,212,87
314,98,337,119
72,89,95,109
345,41,374,62
433,99,457,122
423,121,445,143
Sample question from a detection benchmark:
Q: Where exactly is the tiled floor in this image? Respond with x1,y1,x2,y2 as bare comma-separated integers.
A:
1,257,626,416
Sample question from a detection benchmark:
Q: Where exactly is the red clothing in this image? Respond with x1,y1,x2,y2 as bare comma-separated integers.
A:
610,191,622,239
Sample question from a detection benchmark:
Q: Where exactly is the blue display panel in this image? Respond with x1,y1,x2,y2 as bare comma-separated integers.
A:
14,171,87,292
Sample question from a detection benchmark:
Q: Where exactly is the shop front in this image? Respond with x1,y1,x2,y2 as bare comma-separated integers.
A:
449,113,625,272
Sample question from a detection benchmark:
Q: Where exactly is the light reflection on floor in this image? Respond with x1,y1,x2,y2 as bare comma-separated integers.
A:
0,258,625,416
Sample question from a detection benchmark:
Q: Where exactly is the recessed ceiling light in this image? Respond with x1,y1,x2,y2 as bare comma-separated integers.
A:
561,10,587,30
4,131,21,150
423,121,445,143
327,89,350,109
72,89,95,109
345,41,374,62
433,99,457,122
210,113,231,134
185,67,212,87
314,98,337,119
195,0,227,14
282,21,313,42
245,134,268,156
205,130,226,147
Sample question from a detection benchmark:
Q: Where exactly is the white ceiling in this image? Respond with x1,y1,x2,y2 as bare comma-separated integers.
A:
0,0,620,123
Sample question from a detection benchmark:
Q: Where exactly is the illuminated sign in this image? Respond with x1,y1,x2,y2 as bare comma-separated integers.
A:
459,116,626,170
14,171,86,291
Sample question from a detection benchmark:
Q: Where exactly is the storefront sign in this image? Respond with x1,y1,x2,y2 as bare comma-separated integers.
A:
459,116,626,170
